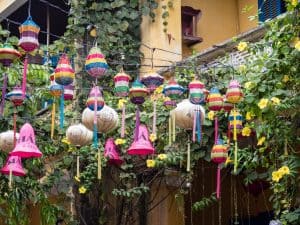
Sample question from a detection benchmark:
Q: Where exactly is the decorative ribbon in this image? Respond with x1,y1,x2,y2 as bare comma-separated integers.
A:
216,165,221,199
98,148,101,179
192,110,196,142
196,110,201,143
152,101,157,135
187,142,191,172
22,55,28,98
59,87,64,129
121,103,126,138
93,87,98,148
134,106,140,141
51,100,55,139
13,107,17,147
0,73,8,116
215,116,218,144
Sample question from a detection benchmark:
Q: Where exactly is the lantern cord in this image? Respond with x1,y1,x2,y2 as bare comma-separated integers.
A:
0,73,8,116
152,101,156,135
28,0,32,17
50,100,55,139
187,141,191,172
151,48,156,69
192,110,196,142
214,116,218,144
97,147,101,180
233,107,238,174
168,116,171,146
218,195,222,225
13,107,17,147
59,87,64,129
134,106,140,141
93,84,98,148
121,104,126,138
172,112,175,142
216,165,221,199
21,55,28,98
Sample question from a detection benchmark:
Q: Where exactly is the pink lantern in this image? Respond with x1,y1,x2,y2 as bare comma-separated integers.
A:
127,124,155,155
104,138,124,165
64,84,75,100
10,123,42,158
0,155,25,176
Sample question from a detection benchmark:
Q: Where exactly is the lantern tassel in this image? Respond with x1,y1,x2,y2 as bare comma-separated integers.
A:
0,73,8,116
51,100,56,140
172,113,176,142
59,87,64,129
152,101,157,135
197,110,201,143
9,168,12,189
168,116,171,146
98,148,101,179
121,104,126,138
233,108,238,173
93,89,98,148
76,155,80,178
134,107,140,141
234,141,238,174
192,110,196,142
227,121,231,146
13,107,17,147
216,165,221,199
215,116,218,144
187,142,191,172
21,54,28,98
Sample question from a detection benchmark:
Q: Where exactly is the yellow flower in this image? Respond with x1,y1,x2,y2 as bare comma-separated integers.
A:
149,133,157,142
62,137,71,145
115,138,126,145
282,75,290,83
238,64,247,73
279,166,290,175
154,85,163,95
244,81,254,90
257,136,266,146
79,186,87,194
272,171,283,182
242,126,251,137
237,41,248,51
207,111,215,120
258,98,269,109
295,41,300,51
157,154,167,160
291,0,298,7
68,146,75,152
271,97,280,105
74,176,81,182
118,99,127,109
225,157,233,166
246,111,254,121
146,159,155,168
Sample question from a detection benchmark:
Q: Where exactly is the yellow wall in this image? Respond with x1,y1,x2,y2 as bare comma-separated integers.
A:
140,0,182,74
237,0,258,33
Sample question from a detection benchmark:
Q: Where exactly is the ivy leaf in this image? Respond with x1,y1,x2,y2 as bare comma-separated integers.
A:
119,21,129,31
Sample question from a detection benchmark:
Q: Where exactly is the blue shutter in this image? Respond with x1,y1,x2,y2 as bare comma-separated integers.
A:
258,0,286,22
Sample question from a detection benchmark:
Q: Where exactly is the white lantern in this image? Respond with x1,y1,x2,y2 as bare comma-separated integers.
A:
0,130,19,153
66,124,93,147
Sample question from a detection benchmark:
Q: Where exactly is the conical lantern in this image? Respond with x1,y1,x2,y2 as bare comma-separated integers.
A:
6,86,27,107
104,138,124,165
211,138,228,199
86,86,105,111
129,79,149,105
113,70,131,97
64,84,75,101
226,80,243,104
162,79,185,100
54,54,75,86
0,155,25,176
207,87,223,111
18,16,40,52
188,79,206,105
0,131,19,153
10,123,42,158
85,46,108,78
127,124,155,155
141,71,164,93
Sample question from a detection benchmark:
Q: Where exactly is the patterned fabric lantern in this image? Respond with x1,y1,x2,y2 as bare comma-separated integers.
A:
207,87,223,111
211,138,228,199
129,79,149,105
223,97,234,112
163,97,177,109
64,84,75,101
0,155,25,188
85,46,108,78
162,79,185,100
104,138,124,165
229,109,243,173
141,71,164,93
54,53,75,86
188,79,206,105
18,16,40,98
114,69,131,97
226,80,243,104
0,131,19,153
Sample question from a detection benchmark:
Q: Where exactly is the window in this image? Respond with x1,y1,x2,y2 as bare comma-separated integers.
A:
181,6,202,46
258,0,286,22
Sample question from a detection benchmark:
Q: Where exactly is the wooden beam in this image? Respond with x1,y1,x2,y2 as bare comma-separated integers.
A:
0,0,27,21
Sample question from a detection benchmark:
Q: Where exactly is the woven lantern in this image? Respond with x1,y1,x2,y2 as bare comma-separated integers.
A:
18,16,40,52
141,71,164,93
86,86,105,111
85,46,108,78
6,86,27,107
129,79,149,105
66,124,93,147
64,84,75,101
54,54,75,86
104,138,124,165
207,87,223,111
163,79,185,101
226,80,243,104
114,70,131,97
222,96,234,112
188,79,206,105
0,131,19,153
211,138,228,199
0,155,25,188
163,97,177,109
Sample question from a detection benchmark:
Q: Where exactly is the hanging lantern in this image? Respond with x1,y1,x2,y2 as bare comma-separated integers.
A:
0,43,21,67
54,54,75,86
18,16,40,52
207,87,223,111
85,46,108,78
86,86,105,111
129,79,149,105
10,123,42,158
104,138,124,165
162,79,185,101
82,106,119,134
211,138,228,199
64,84,75,101
141,71,164,93
0,155,25,176
222,96,234,112
226,80,243,104
0,131,19,153
113,70,131,97
66,124,93,147
6,86,27,107
163,97,177,109
127,124,155,155
188,79,206,105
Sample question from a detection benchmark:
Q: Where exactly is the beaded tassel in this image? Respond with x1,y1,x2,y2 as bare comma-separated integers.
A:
76,155,80,178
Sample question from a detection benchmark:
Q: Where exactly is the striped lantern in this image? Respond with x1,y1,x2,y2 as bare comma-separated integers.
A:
64,84,75,101
211,138,228,199
49,80,63,98
18,16,40,52
114,70,131,97
141,71,164,93
6,86,27,107
229,109,243,134
207,87,223,111
86,86,105,111
162,79,185,100
54,54,75,86
129,79,149,105
188,79,206,105
226,80,243,104
222,96,234,112
85,47,108,78
163,97,177,109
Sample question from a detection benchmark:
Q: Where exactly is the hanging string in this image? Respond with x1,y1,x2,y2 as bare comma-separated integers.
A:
168,115,172,146
13,107,17,146
9,168,12,189
28,0,32,17
134,106,140,141
93,82,98,148
216,164,221,199
59,87,64,129
76,154,80,178
187,139,191,172
196,110,201,143
172,112,175,142
21,55,28,98
97,147,101,179
214,116,218,144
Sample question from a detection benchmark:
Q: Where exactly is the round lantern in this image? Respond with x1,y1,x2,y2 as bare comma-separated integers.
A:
18,16,40,52
163,79,185,100
188,79,206,105
226,80,243,104
82,106,119,134
6,86,28,106
141,71,164,92
86,86,105,111
114,70,131,97
211,139,228,164
229,109,243,134
163,97,177,109
171,99,205,130
49,81,63,97
64,84,75,100
222,96,234,112
85,47,108,78
207,87,223,111
0,131,19,153
0,43,21,67
66,124,93,147
129,79,149,105
54,54,75,86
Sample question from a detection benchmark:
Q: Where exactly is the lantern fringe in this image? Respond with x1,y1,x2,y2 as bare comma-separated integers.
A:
97,148,101,180
0,73,8,116
121,104,126,138
152,101,157,135
59,88,64,129
51,101,55,139
76,155,80,178
216,165,221,199
187,142,191,172
192,110,196,142
21,55,28,98
134,107,140,141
